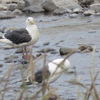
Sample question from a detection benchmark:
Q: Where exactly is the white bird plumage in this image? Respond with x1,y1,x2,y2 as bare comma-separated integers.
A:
23,58,70,98
24,58,70,85
48,58,70,83
0,17,39,59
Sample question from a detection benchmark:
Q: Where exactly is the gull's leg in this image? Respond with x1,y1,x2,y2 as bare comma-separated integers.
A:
22,47,25,59
22,47,30,60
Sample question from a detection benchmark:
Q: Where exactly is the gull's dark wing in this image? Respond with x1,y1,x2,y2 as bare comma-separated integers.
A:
4,28,32,44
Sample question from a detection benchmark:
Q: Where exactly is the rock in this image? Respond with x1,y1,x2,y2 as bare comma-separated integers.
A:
41,0,57,12
59,47,74,55
69,13,78,18
0,64,3,67
95,12,100,16
24,0,43,7
4,55,18,63
19,59,29,64
5,59,13,63
0,33,2,38
66,8,73,13
0,11,15,19
43,42,50,45
39,48,55,53
0,27,17,33
73,8,83,13
36,53,42,57
5,1,25,11
17,1,25,10
54,0,82,10
6,4,17,11
0,12,6,18
82,49,91,53
2,0,21,4
79,44,93,53
23,5,44,13
53,7,68,15
4,55,18,60
78,0,94,7
50,51,58,54
84,9,95,16
0,4,8,10
90,3,100,12
12,9,23,15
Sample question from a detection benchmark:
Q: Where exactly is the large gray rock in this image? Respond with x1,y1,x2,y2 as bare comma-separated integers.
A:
24,0,43,7
53,7,68,15
23,5,44,13
53,0,80,8
90,3,100,12
41,0,57,12
17,1,25,10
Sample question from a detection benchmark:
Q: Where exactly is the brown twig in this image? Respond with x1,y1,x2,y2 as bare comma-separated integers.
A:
1,63,14,100
85,71,99,100
18,89,26,100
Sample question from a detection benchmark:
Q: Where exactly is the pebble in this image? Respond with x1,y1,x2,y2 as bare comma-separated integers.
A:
4,55,18,60
36,53,42,57
69,13,78,18
0,64,3,67
43,42,50,45
39,48,55,53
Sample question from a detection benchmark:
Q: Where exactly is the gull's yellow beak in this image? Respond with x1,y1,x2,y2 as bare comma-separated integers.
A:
30,20,34,24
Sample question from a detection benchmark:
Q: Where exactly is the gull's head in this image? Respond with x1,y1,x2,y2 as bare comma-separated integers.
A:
26,17,34,25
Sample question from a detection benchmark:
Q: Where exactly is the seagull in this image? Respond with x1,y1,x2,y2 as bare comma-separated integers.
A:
0,17,39,59
23,58,70,98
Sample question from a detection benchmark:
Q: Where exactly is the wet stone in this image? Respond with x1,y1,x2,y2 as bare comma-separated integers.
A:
59,47,74,55
43,42,50,45
4,55,18,60
50,51,58,54
36,53,42,57
53,7,68,15
0,64,3,67
79,44,93,53
39,48,55,53
5,59,13,63
41,0,57,12
69,13,78,18
19,59,29,64
23,5,44,13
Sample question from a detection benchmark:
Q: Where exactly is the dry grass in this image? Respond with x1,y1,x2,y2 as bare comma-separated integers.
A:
68,47,100,100
0,46,100,100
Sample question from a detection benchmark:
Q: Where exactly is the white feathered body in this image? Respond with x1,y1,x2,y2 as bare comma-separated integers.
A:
0,18,39,48
48,59,70,83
